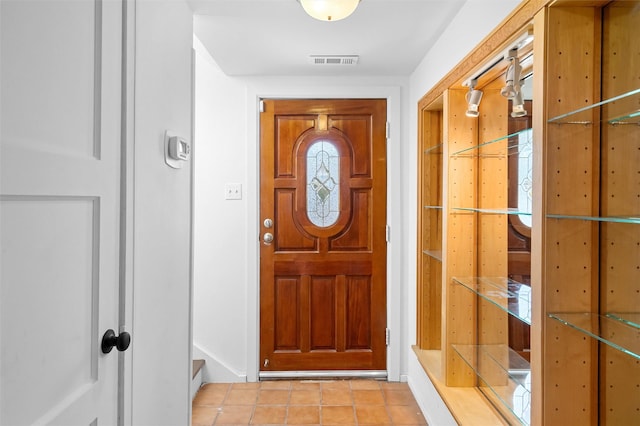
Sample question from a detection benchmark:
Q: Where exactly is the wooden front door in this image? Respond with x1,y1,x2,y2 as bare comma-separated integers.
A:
259,99,387,373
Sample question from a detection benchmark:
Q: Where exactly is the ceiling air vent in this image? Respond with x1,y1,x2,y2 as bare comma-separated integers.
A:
308,55,359,65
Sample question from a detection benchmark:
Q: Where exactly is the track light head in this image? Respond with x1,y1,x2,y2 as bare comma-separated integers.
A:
511,90,527,118
501,65,518,98
465,104,480,117
501,50,522,99
465,80,483,118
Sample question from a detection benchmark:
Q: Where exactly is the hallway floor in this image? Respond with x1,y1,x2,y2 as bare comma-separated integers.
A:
191,379,427,425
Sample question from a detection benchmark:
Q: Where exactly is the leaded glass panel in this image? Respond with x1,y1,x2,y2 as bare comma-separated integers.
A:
307,140,340,227
518,129,533,227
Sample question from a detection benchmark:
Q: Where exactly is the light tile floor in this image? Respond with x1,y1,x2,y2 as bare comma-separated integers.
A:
192,380,428,425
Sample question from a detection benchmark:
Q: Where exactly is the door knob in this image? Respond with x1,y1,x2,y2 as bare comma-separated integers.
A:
263,232,274,244
101,329,131,354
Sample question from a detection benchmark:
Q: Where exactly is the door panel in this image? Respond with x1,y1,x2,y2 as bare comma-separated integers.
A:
275,190,316,250
1,198,102,425
1,0,122,423
260,99,387,372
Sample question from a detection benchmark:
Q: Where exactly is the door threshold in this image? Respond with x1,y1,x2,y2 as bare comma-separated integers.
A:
259,370,387,380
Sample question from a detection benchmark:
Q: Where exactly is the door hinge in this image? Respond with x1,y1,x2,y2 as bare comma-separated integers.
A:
259,100,265,113
386,225,391,243
385,122,390,139
385,328,390,346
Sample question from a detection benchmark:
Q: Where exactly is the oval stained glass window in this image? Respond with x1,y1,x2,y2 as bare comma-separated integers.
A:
306,140,340,227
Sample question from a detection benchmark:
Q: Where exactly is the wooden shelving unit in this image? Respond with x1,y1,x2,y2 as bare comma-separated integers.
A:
415,1,639,425
417,98,444,353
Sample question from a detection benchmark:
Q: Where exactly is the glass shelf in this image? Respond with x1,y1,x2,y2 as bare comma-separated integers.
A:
451,128,532,158
606,313,640,329
423,205,443,210
424,143,443,155
452,277,532,325
452,207,533,217
548,87,640,125
452,344,531,426
547,312,640,360
609,110,640,126
423,249,442,261
546,214,640,224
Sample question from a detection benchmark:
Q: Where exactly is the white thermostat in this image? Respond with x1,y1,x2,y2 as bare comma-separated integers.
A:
164,130,191,169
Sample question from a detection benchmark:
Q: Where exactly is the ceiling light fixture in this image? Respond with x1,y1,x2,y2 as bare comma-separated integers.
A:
465,79,483,118
299,0,360,22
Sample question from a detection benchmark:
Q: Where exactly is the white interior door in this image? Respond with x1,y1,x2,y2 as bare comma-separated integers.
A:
1,0,124,424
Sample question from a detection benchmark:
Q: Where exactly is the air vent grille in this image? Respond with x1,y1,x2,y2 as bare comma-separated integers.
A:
308,55,359,65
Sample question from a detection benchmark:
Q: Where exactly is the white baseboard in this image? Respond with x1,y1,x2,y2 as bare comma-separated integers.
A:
191,368,203,400
193,343,247,383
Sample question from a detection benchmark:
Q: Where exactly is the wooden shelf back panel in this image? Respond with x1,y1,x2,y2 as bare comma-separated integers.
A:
599,3,640,424
444,88,478,386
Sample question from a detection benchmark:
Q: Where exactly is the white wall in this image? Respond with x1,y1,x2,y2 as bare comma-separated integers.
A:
193,38,408,383
193,39,250,382
131,0,194,424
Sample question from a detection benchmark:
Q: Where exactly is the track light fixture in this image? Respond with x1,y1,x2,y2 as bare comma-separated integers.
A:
465,79,483,118
501,49,522,99
460,31,533,119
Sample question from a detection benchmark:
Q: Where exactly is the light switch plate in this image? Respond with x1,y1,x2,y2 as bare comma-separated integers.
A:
225,183,242,200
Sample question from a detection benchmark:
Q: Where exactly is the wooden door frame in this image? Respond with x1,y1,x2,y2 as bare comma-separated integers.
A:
123,1,196,422
245,85,403,382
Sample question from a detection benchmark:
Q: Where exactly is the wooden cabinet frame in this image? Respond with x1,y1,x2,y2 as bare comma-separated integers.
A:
415,1,639,425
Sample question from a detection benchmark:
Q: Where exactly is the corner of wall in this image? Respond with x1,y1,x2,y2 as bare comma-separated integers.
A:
193,343,248,383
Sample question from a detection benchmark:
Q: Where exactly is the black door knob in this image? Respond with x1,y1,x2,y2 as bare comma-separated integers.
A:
101,329,132,354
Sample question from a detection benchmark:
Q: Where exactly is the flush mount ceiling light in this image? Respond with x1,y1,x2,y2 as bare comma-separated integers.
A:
465,79,483,118
299,0,360,21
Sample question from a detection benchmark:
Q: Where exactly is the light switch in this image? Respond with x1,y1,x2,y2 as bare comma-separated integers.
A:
225,183,242,200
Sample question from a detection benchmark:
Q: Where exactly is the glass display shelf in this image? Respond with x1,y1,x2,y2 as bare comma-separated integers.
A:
451,128,532,158
424,143,443,155
606,313,640,329
423,205,443,210
452,277,532,325
452,344,531,426
452,207,533,217
547,312,640,360
423,249,442,261
546,214,640,225
548,87,640,125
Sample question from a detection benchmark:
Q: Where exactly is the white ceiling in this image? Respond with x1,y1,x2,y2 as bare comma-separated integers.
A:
188,0,466,76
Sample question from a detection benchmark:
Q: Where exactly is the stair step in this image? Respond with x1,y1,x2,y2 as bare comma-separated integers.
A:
193,359,205,379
